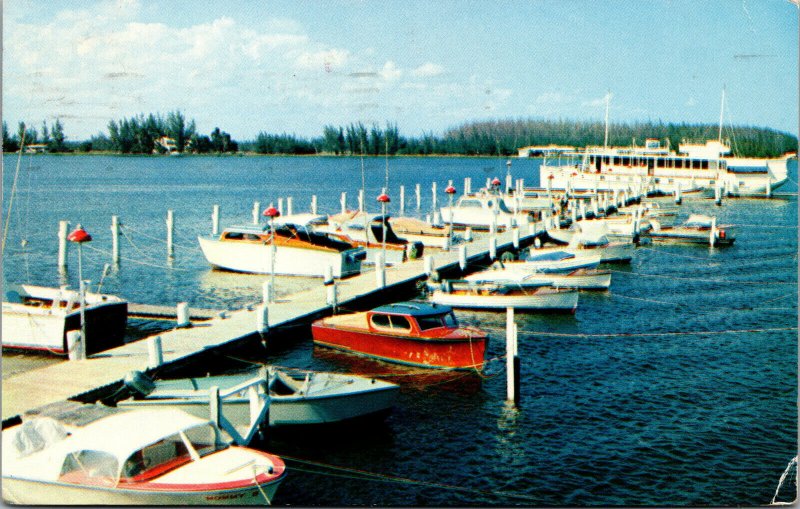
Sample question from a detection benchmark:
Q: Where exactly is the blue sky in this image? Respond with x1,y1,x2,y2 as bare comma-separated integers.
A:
3,0,798,141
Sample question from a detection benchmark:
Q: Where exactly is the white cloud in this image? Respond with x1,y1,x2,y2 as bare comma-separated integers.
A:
380,61,402,82
411,62,444,78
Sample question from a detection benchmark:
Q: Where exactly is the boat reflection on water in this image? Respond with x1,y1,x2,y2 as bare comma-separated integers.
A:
312,345,485,394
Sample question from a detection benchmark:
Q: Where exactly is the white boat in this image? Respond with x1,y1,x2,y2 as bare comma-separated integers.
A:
198,223,366,277
429,280,579,312
465,264,611,290
388,216,458,249
548,217,647,245
648,214,735,246
439,191,528,230
1,404,286,505
2,283,128,356
539,137,790,197
117,367,399,428
521,250,602,273
316,212,422,264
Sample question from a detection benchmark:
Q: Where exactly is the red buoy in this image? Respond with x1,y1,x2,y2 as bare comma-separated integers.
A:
491,177,501,186
67,226,92,243
262,206,280,218
377,193,391,203
445,185,456,194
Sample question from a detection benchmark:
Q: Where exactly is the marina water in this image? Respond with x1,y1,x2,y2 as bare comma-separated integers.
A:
2,154,797,505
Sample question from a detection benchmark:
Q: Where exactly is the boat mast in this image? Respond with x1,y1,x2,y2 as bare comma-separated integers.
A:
603,91,611,149
718,86,726,144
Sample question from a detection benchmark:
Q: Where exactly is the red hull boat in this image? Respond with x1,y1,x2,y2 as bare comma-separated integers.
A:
311,302,488,370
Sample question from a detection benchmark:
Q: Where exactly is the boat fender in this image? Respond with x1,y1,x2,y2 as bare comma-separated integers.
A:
533,237,542,249
123,370,156,399
407,242,423,260
500,251,516,263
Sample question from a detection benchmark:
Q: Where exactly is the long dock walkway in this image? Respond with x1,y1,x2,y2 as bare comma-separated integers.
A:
2,224,544,423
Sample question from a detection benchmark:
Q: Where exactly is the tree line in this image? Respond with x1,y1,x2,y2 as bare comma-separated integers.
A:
2,115,796,158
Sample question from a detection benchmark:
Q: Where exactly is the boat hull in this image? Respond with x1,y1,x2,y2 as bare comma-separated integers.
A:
649,230,735,246
198,236,363,277
429,288,579,312
312,325,486,370
1,475,283,505
1,300,128,356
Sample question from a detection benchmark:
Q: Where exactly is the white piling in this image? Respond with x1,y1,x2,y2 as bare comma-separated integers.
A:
209,386,221,428
111,215,120,265
166,210,174,260
262,280,272,304
287,197,293,216
465,227,473,242
458,244,468,271
66,330,85,361
277,197,284,216
399,185,405,215
465,177,472,195
212,205,220,236
415,184,421,210
311,195,318,215
340,192,347,214
58,220,69,273
326,282,338,309
675,184,682,205
424,255,435,276
176,302,190,328
358,190,364,212
433,211,442,225
257,304,269,334
252,202,261,225
512,228,520,250
489,236,497,261
707,218,719,246
506,307,519,405
147,335,163,369
714,183,722,206
375,252,386,288
766,178,772,199
431,182,438,212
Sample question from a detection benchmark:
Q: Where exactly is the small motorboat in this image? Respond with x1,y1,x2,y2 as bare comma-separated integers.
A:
387,216,456,249
429,280,579,313
117,366,399,429
311,301,488,370
648,214,735,246
316,212,423,265
521,250,601,273
465,263,611,291
2,283,128,356
439,190,527,231
2,403,286,505
198,223,366,277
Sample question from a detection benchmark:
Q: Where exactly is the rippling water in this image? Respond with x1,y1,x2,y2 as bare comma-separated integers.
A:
2,154,797,506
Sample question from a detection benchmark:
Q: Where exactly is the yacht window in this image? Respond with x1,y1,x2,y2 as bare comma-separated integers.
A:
417,315,444,331
244,233,261,241
701,160,709,170
224,232,244,240
389,315,412,331
371,314,391,328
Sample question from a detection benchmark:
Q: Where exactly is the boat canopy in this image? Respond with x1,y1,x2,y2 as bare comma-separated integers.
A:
525,250,575,262
371,301,453,317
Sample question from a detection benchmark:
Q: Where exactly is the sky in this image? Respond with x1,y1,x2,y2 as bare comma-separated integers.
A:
3,0,798,142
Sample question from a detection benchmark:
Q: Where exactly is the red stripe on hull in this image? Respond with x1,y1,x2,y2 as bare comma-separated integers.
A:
311,325,485,370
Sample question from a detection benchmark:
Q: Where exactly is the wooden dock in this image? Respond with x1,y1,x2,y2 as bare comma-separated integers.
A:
2,224,545,423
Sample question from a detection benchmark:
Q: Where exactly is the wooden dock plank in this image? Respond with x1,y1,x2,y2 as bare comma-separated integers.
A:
2,225,543,422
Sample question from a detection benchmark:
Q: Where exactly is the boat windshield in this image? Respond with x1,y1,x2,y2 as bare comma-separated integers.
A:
416,312,458,330
120,423,227,482
59,449,120,486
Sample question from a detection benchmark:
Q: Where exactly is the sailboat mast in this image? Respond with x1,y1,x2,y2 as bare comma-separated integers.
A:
718,86,726,144
603,91,611,149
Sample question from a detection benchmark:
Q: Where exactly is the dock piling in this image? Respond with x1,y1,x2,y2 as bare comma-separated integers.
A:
278,198,284,216
458,244,467,271
424,255,435,276
212,205,220,236
399,185,405,215
166,211,174,260
66,330,85,361
415,184,421,211
176,302,190,328
340,192,347,214
147,336,163,369
58,220,69,273
375,252,386,288
489,237,497,261
358,190,364,212
675,184,682,205
257,304,269,334
287,197,293,216
262,280,273,304
431,182,438,213
464,177,472,195
465,226,473,242
252,202,260,225
311,195,318,215
506,307,519,406
111,215,120,265
512,228,520,250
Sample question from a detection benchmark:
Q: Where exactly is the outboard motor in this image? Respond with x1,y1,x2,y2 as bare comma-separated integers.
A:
123,370,156,399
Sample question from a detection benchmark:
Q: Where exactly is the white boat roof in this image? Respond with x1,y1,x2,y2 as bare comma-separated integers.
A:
274,213,328,226
52,408,209,461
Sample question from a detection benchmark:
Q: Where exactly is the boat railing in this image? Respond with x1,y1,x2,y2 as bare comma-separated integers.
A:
208,370,270,446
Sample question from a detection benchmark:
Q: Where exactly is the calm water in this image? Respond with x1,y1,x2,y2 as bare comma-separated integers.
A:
2,154,797,506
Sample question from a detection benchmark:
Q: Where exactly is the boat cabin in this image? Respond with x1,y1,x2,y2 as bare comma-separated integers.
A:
219,224,356,252
366,302,459,336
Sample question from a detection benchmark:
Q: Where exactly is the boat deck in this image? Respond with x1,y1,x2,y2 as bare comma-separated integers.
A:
2,225,545,423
